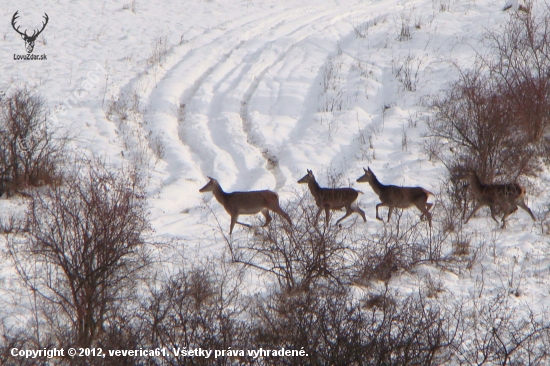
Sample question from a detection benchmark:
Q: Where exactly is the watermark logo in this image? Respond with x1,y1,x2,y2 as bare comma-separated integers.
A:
12,10,48,60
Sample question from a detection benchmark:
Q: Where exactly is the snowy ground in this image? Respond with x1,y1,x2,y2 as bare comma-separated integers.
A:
2,0,550,334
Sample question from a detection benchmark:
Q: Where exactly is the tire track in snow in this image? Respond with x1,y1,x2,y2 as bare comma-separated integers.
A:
144,6,328,185
194,7,370,190
272,7,397,187
179,6,361,188
238,7,372,190
110,5,326,187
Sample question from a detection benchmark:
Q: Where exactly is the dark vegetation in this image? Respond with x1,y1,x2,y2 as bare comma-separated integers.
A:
0,87,65,198
427,5,550,223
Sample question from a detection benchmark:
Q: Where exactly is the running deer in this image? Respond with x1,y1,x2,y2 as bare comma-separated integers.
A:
199,177,292,235
356,167,434,227
297,169,366,225
462,171,536,228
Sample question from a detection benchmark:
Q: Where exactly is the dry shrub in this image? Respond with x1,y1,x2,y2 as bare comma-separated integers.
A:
428,6,550,186
428,68,541,182
251,287,456,365
0,87,65,197
139,263,249,366
229,194,356,292
354,213,438,284
6,157,150,351
451,292,550,364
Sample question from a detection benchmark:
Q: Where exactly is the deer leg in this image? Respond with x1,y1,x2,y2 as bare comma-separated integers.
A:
355,205,367,222
324,206,331,224
499,204,517,229
488,205,500,225
416,203,433,227
464,203,483,224
229,215,238,235
314,207,323,226
335,205,353,225
423,209,433,227
421,202,434,220
274,207,293,225
375,203,384,221
232,213,251,229
517,200,536,221
261,209,272,227
269,202,293,226
387,207,394,222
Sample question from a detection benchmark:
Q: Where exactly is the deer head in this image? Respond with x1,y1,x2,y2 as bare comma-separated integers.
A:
356,167,374,183
297,169,314,184
199,176,218,192
12,11,49,54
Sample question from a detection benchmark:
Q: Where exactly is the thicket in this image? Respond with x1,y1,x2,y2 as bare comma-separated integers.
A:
2,182,549,365
428,7,550,183
0,87,66,198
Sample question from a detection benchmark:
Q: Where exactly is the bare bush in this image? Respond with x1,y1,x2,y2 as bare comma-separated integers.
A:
122,0,136,12
139,262,249,366
353,23,367,38
0,87,65,197
251,286,456,365
429,8,550,181
451,293,550,364
6,157,150,349
229,194,355,292
429,68,541,182
393,53,423,92
148,36,168,66
354,214,441,284
438,171,470,232
318,55,344,113
106,88,158,173
397,11,412,41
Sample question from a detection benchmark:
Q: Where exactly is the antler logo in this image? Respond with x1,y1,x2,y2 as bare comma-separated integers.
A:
11,11,49,54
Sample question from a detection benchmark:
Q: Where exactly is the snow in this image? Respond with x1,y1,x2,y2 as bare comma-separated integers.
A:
1,0,550,339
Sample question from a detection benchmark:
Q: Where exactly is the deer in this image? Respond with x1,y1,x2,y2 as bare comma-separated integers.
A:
356,167,434,227
199,177,292,235
297,169,366,226
462,171,536,228
12,11,49,54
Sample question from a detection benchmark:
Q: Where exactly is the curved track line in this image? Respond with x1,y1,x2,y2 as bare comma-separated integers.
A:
141,6,327,186
238,8,375,190
186,7,371,191
106,5,326,188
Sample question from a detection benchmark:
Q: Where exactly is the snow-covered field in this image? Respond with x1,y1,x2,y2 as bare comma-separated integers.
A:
2,0,550,360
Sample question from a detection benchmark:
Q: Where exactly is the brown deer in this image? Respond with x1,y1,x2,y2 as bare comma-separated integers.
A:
356,167,433,227
297,169,366,225
463,171,535,228
199,177,292,235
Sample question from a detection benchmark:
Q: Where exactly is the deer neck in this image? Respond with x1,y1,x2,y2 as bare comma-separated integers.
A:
211,183,228,206
367,174,385,196
468,174,484,194
308,178,322,198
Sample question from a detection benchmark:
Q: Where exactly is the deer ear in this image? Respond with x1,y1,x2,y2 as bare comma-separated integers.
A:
207,176,214,181
363,167,367,173
307,169,312,174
